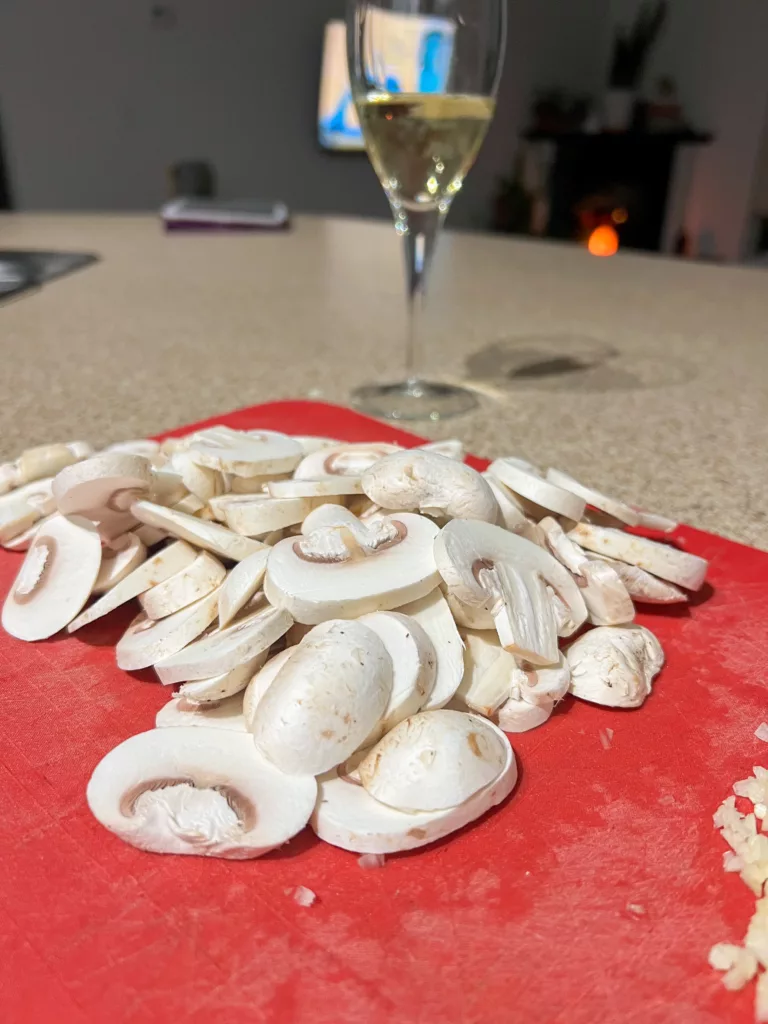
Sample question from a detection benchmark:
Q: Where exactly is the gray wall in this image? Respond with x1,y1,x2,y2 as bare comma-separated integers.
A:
0,0,610,230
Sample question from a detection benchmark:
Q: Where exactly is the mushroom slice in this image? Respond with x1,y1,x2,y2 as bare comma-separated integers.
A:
520,653,571,707
188,429,302,478
0,496,43,543
444,589,494,630
13,441,93,485
153,603,292,684
53,452,152,520
357,612,437,737
580,560,635,626
265,511,440,624
106,439,161,458
538,517,589,576
359,710,507,812
252,620,392,775
86,728,316,858
459,629,526,718
497,696,553,733
568,521,708,591
292,435,341,455
93,534,147,594
139,551,226,620
3,514,56,552
169,451,225,503
566,625,665,708
148,467,188,508
68,541,198,632
586,552,688,604
133,524,169,547
267,477,364,498
156,694,247,732
312,717,516,853
243,648,295,730
219,495,312,537
130,500,266,563
2,514,102,640
398,589,465,710
115,588,221,670
545,467,640,527
177,653,268,702
418,439,464,461
633,508,678,533
172,494,206,517
293,442,401,480
434,520,587,665
218,549,270,628
488,458,585,521
483,472,536,537
362,450,499,523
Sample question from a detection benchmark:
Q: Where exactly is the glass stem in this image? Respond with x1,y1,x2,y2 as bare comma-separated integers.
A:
401,207,442,384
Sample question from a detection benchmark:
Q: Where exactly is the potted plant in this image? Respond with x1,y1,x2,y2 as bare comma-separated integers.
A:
605,1,667,131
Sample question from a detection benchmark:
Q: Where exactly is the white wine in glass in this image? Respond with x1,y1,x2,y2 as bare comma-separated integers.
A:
347,0,506,420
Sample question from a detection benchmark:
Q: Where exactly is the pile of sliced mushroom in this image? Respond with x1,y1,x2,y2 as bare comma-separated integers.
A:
0,429,709,860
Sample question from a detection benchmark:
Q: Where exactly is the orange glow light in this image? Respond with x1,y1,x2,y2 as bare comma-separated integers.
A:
587,224,619,257
611,207,628,225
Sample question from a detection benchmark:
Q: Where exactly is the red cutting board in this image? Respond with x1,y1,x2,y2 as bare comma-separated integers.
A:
1,400,765,1024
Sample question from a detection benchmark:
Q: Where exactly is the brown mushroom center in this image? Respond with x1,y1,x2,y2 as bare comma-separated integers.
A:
14,536,57,602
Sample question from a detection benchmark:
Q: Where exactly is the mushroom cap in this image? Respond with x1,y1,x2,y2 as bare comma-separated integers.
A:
488,458,585,521
154,603,292,684
243,648,295,730
2,514,102,641
265,512,440,624
177,653,267,703
87,728,316,858
357,611,437,736
312,717,516,853
566,624,665,708
497,696,553,733
362,450,499,523
217,549,270,628
156,694,247,732
68,541,198,632
359,710,507,812
568,522,708,591
398,589,465,710
188,428,302,478
115,587,221,671
130,499,266,563
434,519,587,665
293,442,401,479
53,452,152,516
252,620,393,775
139,550,226,620
546,467,640,527
579,559,635,626
217,495,312,536
93,534,147,594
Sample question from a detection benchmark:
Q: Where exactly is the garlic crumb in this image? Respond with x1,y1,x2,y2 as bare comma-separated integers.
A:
291,886,316,907
358,853,386,869
756,723,768,744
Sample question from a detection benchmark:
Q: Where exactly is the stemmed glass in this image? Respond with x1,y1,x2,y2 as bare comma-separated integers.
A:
347,0,506,420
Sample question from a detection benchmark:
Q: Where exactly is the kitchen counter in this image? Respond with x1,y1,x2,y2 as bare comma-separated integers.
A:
0,213,765,547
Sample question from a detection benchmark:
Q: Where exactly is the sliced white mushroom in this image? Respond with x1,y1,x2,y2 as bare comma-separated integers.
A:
2,515,102,640
488,458,585,521
53,453,152,524
586,552,687,604
633,508,678,533
106,439,160,458
398,589,465,710
293,442,401,479
139,551,226,620
171,494,205,517
148,467,188,508
580,559,635,626
115,587,221,670
177,652,268,702
3,514,56,552
443,589,493,630
418,439,465,461
520,653,571,707
458,629,526,718
130,500,266,563
153,603,292,684
93,534,147,594
267,477,363,498
156,693,247,732
252,620,392,775
545,467,640,527
68,541,198,632
188,429,302,478
497,696,553,733
218,549,270,628
133,524,169,547
86,728,317,858
435,520,587,665
217,495,313,537
357,612,437,738
568,521,708,591
362,450,499,523
483,472,536,536
359,710,506,812
292,435,341,455
566,624,665,708
312,717,516,853
169,451,225,503
12,441,93,486
538,517,589,576
0,496,43,543
265,511,439,623
243,648,295,730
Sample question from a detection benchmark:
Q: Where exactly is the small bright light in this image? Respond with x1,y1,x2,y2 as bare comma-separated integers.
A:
435,161,445,174
587,225,619,257
426,176,438,195
612,207,629,225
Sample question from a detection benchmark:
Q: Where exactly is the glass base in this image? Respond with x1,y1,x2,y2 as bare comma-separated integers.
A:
351,378,479,421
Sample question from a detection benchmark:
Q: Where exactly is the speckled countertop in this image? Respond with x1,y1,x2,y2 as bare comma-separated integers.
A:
1,213,766,547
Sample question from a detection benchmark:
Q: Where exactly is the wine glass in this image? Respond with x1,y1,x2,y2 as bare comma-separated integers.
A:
347,0,506,421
